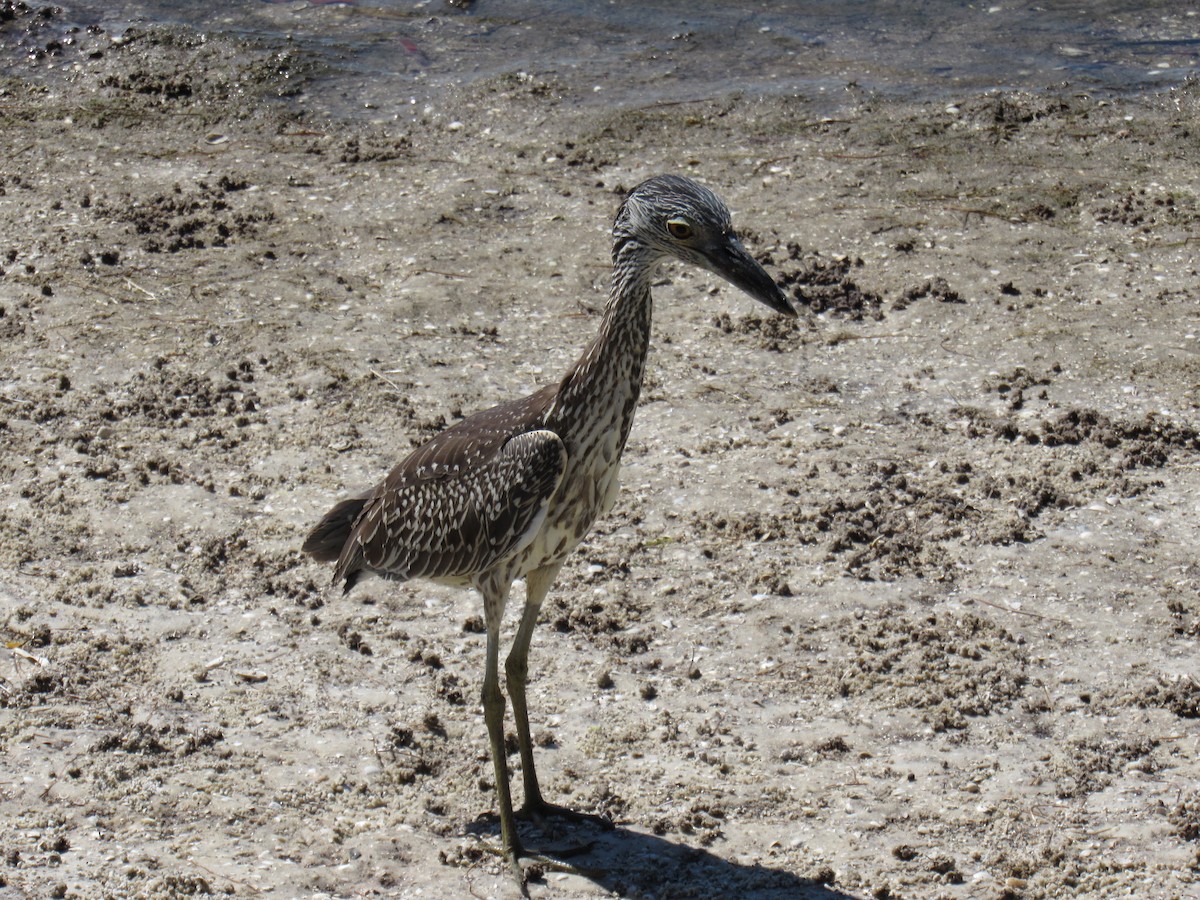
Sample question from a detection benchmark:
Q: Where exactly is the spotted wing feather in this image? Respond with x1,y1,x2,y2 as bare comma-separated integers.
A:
329,390,564,591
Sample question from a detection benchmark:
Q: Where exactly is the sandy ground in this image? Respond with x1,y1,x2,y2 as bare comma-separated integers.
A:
2,12,1200,900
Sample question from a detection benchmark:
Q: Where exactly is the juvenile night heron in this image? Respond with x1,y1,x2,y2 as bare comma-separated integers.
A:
303,174,794,891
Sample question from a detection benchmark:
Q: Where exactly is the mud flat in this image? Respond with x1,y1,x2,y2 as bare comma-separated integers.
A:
2,11,1199,899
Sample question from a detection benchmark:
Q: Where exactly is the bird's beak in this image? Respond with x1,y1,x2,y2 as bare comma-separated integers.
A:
707,235,796,317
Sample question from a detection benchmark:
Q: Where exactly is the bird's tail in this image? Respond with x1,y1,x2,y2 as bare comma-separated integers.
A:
301,495,368,563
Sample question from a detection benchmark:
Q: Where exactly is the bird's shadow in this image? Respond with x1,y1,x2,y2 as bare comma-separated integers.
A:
465,816,861,899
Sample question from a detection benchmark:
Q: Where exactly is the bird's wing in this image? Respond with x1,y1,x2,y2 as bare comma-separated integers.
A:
332,388,564,590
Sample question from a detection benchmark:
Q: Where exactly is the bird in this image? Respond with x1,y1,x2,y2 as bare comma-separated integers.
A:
302,174,795,892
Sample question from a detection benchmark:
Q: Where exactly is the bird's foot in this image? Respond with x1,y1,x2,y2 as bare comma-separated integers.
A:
516,798,615,834
477,836,602,896
510,799,611,872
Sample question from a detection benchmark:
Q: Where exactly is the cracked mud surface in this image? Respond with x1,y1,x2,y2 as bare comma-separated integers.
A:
2,13,1200,900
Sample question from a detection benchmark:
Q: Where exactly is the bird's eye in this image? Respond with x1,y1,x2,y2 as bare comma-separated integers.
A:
666,218,694,240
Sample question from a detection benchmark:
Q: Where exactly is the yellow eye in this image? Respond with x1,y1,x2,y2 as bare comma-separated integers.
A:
666,218,694,240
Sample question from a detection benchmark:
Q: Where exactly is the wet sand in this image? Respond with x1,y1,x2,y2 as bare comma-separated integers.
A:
2,13,1199,899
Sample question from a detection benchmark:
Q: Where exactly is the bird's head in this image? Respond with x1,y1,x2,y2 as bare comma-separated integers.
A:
613,174,796,317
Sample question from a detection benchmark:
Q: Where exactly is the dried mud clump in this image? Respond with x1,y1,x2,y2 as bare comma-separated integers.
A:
0,359,272,577
973,407,1200,472
98,178,275,253
772,245,883,320
892,276,964,310
374,720,441,786
1090,188,1195,230
1038,409,1199,460
1046,736,1159,798
651,801,726,845
710,310,809,352
0,2,89,63
697,456,1036,583
959,93,1075,137
1,358,267,465
339,134,412,164
821,605,1029,730
0,303,25,339
816,471,970,581
95,26,311,108
548,587,652,654
982,365,1057,411
779,734,852,764
104,362,265,432
1169,791,1200,842
2,630,153,711
92,721,175,756
0,1,33,22
1129,675,1200,719
251,547,324,607
141,874,215,897
1167,598,1200,638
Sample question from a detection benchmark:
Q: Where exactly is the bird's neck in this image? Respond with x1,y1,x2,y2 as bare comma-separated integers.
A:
550,241,660,440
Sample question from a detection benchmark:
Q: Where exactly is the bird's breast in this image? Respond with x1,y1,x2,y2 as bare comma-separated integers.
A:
509,396,630,575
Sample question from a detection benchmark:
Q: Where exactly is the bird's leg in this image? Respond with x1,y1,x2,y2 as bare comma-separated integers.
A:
506,563,558,817
476,573,599,892
479,580,526,890
507,564,611,835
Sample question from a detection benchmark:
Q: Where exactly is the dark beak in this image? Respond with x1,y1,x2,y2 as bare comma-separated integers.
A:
707,235,796,317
